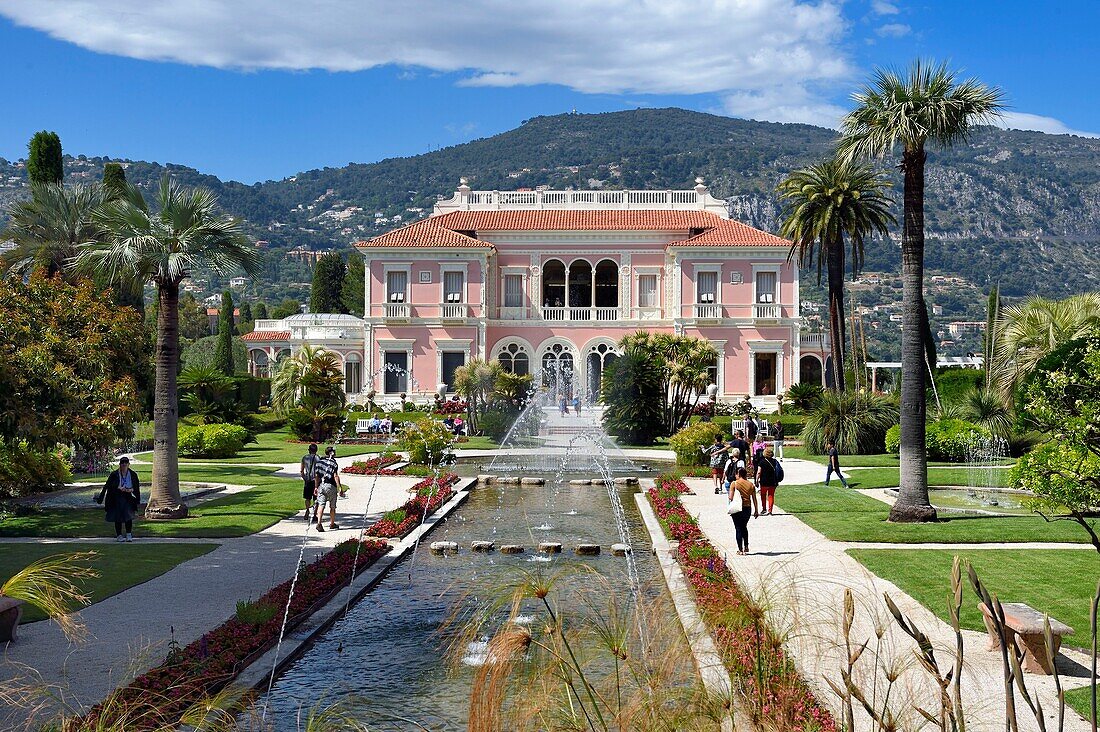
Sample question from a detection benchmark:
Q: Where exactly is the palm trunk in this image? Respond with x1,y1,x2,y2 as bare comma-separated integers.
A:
146,280,188,519
827,235,847,392
889,147,936,523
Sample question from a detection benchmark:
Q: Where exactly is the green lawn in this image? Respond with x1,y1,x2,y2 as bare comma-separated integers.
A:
0,542,217,622
848,548,1100,635
170,428,390,465
0,465,304,538
784,445,1015,469
776,483,1093,544
806,466,1013,490
1067,685,1098,723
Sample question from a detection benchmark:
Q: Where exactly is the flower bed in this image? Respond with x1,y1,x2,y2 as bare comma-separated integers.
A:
647,477,836,731
73,538,389,731
364,473,460,538
342,453,403,475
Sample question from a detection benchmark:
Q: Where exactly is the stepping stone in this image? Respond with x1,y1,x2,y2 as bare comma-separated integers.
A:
477,474,497,484
497,476,521,485
429,541,459,555
500,544,525,554
574,544,601,556
520,477,545,485
471,540,495,552
613,477,639,485
569,479,592,485
538,542,563,554
611,543,631,556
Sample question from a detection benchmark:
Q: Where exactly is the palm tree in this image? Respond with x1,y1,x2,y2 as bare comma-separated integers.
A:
992,293,1100,398
1,182,105,279
78,175,261,519
454,358,503,433
839,60,1004,523
778,158,894,392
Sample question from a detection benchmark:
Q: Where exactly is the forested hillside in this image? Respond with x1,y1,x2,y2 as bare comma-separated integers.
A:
2,107,1098,306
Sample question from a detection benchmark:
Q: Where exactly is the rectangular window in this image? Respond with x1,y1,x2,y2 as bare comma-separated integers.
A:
755,271,777,303
638,274,658,308
503,274,524,308
386,271,407,303
383,351,408,393
344,360,362,394
441,351,465,392
696,271,718,304
443,271,464,303
706,358,719,388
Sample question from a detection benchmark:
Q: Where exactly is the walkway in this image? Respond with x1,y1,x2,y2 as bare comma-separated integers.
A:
0,458,425,722
680,458,1093,731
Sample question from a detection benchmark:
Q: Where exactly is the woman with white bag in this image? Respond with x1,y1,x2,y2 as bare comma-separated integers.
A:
726,466,759,555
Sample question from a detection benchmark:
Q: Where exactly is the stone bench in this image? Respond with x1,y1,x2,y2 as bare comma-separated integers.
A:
0,596,26,643
979,602,1073,674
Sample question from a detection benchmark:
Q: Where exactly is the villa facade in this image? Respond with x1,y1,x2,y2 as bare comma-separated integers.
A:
245,180,831,410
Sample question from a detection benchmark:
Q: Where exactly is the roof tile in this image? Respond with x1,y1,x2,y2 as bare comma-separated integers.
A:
242,330,290,342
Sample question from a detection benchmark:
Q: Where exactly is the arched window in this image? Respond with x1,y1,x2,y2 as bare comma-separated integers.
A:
585,341,619,402
497,342,530,376
594,259,619,309
249,350,270,378
568,259,593,309
541,342,575,399
344,353,363,394
800,356,823,387
542,259,566,308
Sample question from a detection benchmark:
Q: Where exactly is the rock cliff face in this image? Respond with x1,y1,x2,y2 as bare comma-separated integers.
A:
1,108,1098,297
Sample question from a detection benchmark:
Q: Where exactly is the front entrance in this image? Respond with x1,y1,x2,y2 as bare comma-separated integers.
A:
383,351,408,393
754,353,777,396
541,343,575,401
585,342,619,403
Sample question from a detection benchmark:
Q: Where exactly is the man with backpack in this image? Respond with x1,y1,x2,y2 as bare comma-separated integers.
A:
299,444,319,520
722,448,745,495
755,446,784,516
313,446,346,532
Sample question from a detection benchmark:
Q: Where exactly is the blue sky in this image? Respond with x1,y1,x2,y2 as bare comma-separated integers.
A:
0,0,1096,183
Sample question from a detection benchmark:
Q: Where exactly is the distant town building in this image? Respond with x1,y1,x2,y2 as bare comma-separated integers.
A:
206,308,240,335
229,276,249,288
285,246,326,266
947,321,986,336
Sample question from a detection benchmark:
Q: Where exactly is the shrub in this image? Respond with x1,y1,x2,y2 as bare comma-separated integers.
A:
669,421,723,466
177,423,251,458
885,419,992,462
600,347,666,445
477,407,518,443
0,442,73,498
783,382,824,413
286,407,344,443
396,418,453,465
433,400,468,415
802,391,898,455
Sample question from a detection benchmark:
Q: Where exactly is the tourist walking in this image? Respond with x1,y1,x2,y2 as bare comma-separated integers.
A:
746,416,758,443
727,467,758,555
95,456,141,542
704,434,728,493
572,395,581,416
559,396,568,416
730,430,751,471
772,420,785,459
751,433,767,469
300,444,319,519
313,446,345,532
825,441,849,488
756,447,782,515
723,447,745,494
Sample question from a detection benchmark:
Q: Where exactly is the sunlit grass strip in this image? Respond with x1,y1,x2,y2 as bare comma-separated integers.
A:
0,551,99,642
647,476,837,731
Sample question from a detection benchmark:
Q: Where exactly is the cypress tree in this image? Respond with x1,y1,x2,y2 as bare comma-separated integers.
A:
102,162,127,199
310,252,347,313
214,291,235,375
253,301,268,320
27,131,63,185
238,300,253,333
341,253,365,316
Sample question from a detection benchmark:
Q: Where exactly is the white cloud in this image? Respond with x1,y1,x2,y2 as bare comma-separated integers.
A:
875,23,910,37
870,0,899,15
997,112,1100,138
0,0,852,121
720,86,847,128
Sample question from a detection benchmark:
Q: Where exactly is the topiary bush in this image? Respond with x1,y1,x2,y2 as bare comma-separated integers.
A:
669,421,723,466
885,419,992,462
178,423,251,458
802,391,898,455
396,418,454,465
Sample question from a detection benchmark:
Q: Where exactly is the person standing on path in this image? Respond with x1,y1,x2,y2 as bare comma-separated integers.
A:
751,433,767,470
730,431,751,473
756,447,780,515
728,467,758,555
825,442,849,488
559,395,568,416
572,395,581,416
95,457,141,542
772,420,785,459
704,434,728,493
722,447,745,495
300,444,319,519
746,415,758,444
313,446,345,532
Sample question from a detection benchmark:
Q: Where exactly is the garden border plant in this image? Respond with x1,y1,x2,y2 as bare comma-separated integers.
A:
72,538,389,731
364,473,460,539
647,474,837,730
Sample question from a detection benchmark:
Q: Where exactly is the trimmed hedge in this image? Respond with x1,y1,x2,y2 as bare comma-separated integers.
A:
669,421,723,466
886,418,991,462
178,424,251,458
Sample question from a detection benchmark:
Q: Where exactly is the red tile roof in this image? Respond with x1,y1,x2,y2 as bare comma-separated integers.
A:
355,208,788,249
673,219,790,248
242,330,290,342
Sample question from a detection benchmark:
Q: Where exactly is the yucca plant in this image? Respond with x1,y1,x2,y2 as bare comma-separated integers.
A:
801,390,899,455
0,551,98,642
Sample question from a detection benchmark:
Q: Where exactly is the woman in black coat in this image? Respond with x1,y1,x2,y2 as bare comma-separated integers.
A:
95,457,141,542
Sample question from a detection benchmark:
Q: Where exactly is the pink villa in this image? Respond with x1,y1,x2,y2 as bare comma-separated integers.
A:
245,180,831,411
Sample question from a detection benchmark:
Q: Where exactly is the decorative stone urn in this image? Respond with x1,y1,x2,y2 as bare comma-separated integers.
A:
0,596,26,642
